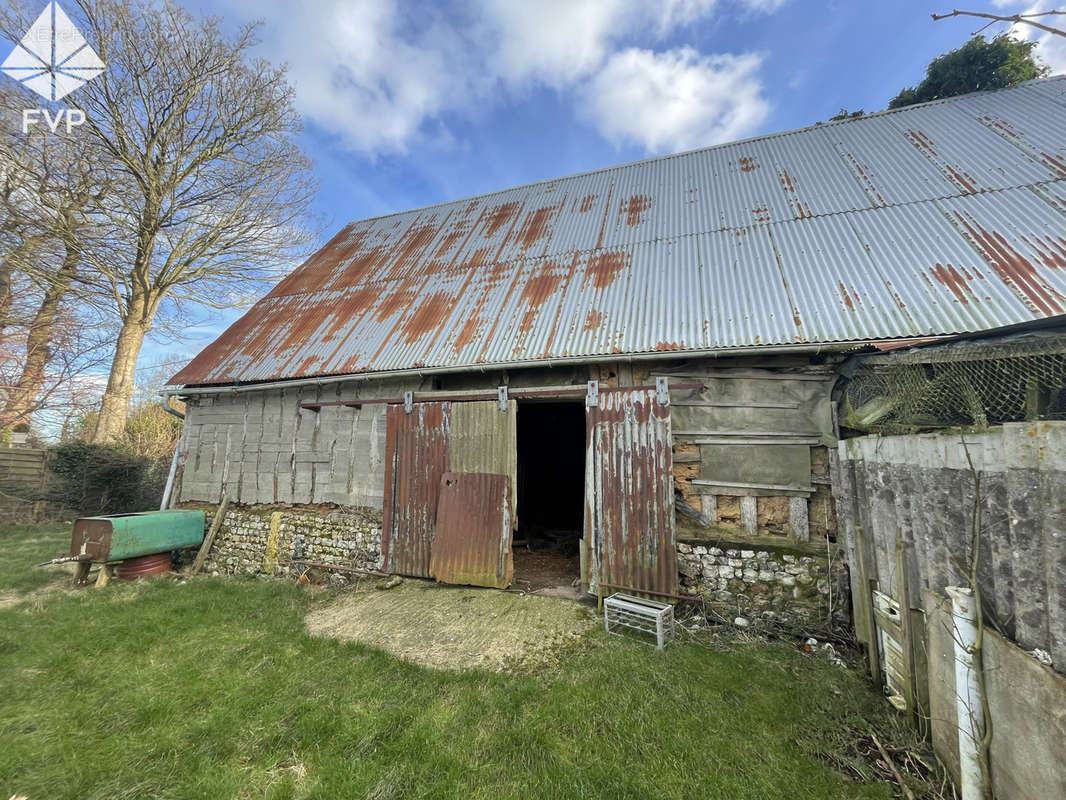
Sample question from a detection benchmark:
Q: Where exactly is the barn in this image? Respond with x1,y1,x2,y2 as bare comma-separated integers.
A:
165,78,1066,623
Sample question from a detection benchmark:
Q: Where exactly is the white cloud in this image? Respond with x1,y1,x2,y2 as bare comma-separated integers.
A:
583,47,770,152
220,0,783,155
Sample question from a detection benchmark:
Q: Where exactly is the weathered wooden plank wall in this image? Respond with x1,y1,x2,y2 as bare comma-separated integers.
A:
836,421,1066,673
176,377,425,508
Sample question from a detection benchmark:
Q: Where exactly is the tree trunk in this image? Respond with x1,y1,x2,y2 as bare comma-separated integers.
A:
0,245,79,430
91,310,153,443
0,255,15,339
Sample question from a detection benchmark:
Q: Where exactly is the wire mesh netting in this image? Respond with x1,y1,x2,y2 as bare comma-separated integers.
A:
841,334,1066,434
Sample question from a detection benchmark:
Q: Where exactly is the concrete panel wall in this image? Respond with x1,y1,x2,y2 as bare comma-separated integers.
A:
925,591,1066,800
837,421,1066,671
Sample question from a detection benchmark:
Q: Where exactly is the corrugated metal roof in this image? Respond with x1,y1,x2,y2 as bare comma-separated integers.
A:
169,78,1066,387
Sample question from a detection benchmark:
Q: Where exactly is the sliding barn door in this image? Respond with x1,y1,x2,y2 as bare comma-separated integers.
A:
381,399,517,580
381,402,450,577
584,387,677,598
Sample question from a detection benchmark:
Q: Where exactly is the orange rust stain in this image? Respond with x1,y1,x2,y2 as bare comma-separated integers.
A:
269,227,369,296
752,205,770,223
483,202,519,237
399,292,454,343
516,205,555,250
518,273,562,333
778,169,798,193
388,223,440,278
838,282,855,311
619,194,652,226
981,115,1020,139
595,184,615,250
434,224,468,258
583,309,603,330
1020,233,1066,271
373,280,419,322
929,263,974,304
655,341,683,351
739,156,759,173
944,166,978,194
905,129,937,157
333,245,387,288
905,129,979,193
578,194,598,213
454,311,482,351
793,311,803,328
1040,152,1066,179
841,152,887,206
584,251,629,289
953,212,1065,316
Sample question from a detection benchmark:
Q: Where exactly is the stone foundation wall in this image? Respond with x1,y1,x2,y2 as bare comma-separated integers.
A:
196,506,383,580
677,541,847,629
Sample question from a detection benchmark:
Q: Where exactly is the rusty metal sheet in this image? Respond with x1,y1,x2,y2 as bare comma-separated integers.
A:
429,472,513,589
447,400,517,523
168,78,1066,388
381,402,450,577
584,388,677,598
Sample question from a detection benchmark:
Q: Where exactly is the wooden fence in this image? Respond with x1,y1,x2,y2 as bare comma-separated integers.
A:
0,447,50,521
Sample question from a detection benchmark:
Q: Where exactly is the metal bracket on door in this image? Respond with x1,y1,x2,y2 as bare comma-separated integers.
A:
403,391,413,413
585,380,599,409
655,376,670,405
497,385,509,412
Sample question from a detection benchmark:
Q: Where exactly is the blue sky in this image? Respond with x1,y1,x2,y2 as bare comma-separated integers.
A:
130,0,1066,374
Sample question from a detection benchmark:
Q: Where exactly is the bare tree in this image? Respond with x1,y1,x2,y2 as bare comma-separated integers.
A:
50,0,319,442
0,77,115,433
932,8,1066,39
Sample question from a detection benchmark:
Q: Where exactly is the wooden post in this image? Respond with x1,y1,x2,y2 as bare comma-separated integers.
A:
73,561,91,585
896,532,917,726
190,495,230,575
94,564,113,588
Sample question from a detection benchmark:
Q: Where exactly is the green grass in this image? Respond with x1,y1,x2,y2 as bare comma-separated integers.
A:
0,523,899,800
0,522,71,594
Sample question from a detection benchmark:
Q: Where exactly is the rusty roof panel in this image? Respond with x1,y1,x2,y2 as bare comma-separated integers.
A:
170,78,1066,387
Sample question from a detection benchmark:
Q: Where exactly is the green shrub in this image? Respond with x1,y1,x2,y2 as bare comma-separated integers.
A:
47,442,168,515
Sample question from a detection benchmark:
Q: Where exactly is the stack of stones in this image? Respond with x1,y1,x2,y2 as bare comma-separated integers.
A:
202,507,383,579
676,542,842,628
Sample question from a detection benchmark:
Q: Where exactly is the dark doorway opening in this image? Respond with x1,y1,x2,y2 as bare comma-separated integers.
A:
514,401,585,591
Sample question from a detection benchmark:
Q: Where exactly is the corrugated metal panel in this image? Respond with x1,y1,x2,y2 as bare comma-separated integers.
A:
169,78,1066,387
585,388,678,597
447,401,517,521
381,402,449,577
429,472,513,589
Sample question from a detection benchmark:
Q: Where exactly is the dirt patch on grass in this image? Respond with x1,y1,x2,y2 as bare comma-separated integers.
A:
305,579,598,672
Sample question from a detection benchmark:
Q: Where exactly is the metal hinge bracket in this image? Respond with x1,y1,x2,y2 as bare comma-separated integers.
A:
403,391,414,413
497,385,509,412
655,376,670,405
585,380,599,409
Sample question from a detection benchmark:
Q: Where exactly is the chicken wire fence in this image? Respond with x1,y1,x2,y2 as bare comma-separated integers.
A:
841,334,1066,434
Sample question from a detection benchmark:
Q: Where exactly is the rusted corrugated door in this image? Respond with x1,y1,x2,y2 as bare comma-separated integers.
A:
381,402,450,577
585,388,677,598
430,472,513,588
448,401,518,523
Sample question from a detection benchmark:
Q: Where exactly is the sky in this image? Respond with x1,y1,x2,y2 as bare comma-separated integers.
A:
33,0,1066,380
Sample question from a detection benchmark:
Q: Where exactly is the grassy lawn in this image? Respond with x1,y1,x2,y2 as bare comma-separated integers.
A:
0,522,909,800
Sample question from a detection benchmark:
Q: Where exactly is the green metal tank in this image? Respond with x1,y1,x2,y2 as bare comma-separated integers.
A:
70,510,205,562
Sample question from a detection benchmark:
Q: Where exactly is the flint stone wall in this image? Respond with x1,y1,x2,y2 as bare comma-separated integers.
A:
677,542,847,628
197,506,383,580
